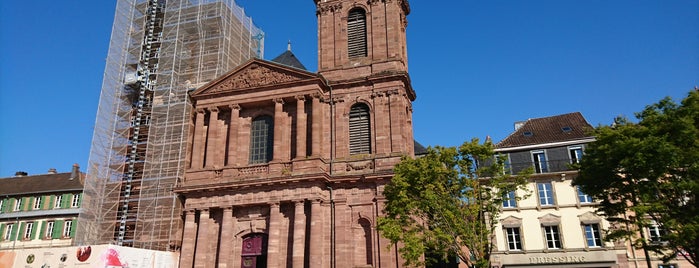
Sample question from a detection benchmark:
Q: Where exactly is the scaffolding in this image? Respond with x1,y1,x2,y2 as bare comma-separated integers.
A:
77,0,263,251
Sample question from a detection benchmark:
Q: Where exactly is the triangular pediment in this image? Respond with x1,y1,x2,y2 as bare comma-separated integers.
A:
192,59,320,97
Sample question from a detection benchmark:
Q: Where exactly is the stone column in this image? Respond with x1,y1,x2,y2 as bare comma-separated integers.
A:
205,107,219,168
295,96,307,159
267,203,282,268
273,99,284,161
218,207,235,268
179,209,197,268
194,209,210,268
311,94,322,157
309,200,323,268
227,104,240,166
293,200,306,268
192,109,206,169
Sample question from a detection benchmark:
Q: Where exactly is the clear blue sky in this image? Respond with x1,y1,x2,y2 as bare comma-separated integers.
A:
1,1,697,177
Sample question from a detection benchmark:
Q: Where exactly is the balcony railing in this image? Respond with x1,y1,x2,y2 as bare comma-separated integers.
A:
508,159,577,174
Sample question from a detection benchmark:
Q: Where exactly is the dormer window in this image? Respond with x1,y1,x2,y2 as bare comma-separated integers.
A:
347,8,367,58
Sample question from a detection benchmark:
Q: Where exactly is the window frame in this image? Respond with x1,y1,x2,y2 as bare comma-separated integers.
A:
584,223,603,247
23,222,34,240
34,196,42,210
532,150,548,173
347,8,367,58
3,223,13,240
248,115,274,164
505,227,523,251
502,190,517,208
543,225,562,249
537,182,555,206
13,198,22,211
62,220,72,238
45,221,55,239
568,145,583,164
71,194,80,208
54,195,62,209
577,186,594,204
648,221,666,244
349,103,372,155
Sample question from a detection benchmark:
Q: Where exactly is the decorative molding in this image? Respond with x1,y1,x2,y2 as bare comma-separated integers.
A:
538,213,561,226
317,3,343,15
346,161,374,172
229,104,241,110
196,108,206,114
501,216,523,228
295,95,306,101
208,64,301,93
578,211,601,224
273,98,285,105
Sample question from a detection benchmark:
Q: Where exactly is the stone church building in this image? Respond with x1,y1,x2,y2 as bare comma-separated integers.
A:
175,0,417,267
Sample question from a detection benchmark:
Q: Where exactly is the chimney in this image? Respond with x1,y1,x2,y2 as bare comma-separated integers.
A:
48,168,57,174
70,163,80,180
15,171,28,177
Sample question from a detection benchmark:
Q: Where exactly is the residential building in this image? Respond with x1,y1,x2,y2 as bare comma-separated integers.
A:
77,0,264,251
174,0,417,267
490,112,629,268
0,165,83,250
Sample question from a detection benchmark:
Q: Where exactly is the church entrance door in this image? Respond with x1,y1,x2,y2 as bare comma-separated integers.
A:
241,233,267,268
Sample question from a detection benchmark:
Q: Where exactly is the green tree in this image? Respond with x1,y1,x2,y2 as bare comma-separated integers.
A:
378,139,530,268
574,89,699,267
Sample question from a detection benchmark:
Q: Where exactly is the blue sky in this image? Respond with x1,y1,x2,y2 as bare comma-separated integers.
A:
0,1,697,177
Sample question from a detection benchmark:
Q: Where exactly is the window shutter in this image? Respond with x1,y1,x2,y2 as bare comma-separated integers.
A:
30,222,37,240
62,194,71,208
69,220,76,238
349,104,371,154
10,224,18,241
0,224,4,240
39,221,46,240
53,220,64,239
49,195,55,209
17,222,25,241
347,9,367,58
40,195,47,209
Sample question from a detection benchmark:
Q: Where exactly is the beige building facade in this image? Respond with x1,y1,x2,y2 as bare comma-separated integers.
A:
491,113,629,268
175,0,416,267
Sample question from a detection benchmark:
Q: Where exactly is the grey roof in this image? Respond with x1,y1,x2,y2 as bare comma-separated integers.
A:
414,140,428,155
0,172,84,196
271,50,307,70
495,112,593,148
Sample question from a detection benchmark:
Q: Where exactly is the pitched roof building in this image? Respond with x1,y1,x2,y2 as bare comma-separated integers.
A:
491,113,629,268
0,165,84,250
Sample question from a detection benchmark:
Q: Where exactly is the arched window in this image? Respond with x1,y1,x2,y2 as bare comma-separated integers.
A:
249,115,273,164
347,8,367,58
349,103,371,154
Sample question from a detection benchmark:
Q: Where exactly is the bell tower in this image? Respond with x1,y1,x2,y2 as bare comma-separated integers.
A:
315,0,410,81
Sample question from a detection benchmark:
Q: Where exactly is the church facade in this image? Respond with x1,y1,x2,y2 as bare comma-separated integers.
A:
175,0,416,267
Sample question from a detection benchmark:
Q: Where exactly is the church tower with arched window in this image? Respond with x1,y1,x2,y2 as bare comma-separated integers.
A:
176,1,417,267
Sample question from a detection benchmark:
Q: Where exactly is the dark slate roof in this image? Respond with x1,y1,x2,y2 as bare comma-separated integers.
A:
271,50,307,70
495,112,593,148
0,172,84,196
414,140,428,155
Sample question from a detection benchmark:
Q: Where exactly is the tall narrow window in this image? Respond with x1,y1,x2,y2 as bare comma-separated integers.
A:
3,223,13,240
249,116,274,164
62,220,73,238
54,195,62,209
537,182,555,206
543,225,562,249
502,191,517,208
34,197,42,210
23,222,34,240
71,194,80,208
14,198,22,211
584,224,602,247
532,151,548,173
347,8,367,58
569,146,583,164
505,227,522,250
349,103,371,154
45,221,55,239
